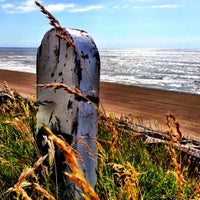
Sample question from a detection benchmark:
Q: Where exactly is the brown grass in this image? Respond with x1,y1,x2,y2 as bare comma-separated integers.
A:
35,1,75,48
166,113,184,199
41,125,99,200
8,155,48,198
1,88,200,199
110,162,141,199
37,83,93,105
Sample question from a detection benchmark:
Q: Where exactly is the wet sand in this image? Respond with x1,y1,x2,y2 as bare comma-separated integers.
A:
0,69,199,139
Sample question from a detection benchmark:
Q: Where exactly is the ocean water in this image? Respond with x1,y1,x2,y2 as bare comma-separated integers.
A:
0,47,36,73
0,47,200,95
101,48,200,95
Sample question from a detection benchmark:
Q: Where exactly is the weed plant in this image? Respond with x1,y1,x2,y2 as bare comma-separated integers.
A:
0,86,200,199
96,115,200,200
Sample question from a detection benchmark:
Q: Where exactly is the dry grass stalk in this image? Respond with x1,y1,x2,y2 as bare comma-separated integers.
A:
94,140,107,174
2,81,14,97
4,118,32,142
33,183,55,200
100,115,122,161
42,125,99,200
13,187,32,200
72,136,98,162
35,1,75,48
0,83,36,119
43,135,55,168
14,155,47,188
0,156,13,168
196,184,200,200
81,193,93,200
4,118,41,158
38,83,94,105
166,113,184,199
110,126,120,161
110,162,140,199
8,155,47,198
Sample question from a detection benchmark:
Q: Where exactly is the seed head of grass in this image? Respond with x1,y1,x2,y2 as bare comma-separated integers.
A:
35,1,76,48
42,125,99,200
110,162,141,199
166,113,184,199
8,155,48,198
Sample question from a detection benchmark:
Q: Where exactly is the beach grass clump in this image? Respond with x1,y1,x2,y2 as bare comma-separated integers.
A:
0,88,200,199
0,86,99,199
96,114,200,200
0,87,42,199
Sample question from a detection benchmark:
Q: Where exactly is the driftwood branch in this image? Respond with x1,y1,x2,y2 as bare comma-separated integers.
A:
136,124,200,159
112,117,200,159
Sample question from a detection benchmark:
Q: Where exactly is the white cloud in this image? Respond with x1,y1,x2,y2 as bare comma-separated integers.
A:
152,4,180,9
1,0,37,13
122,4,129,9
70,5,102,13
113,5,119,9
137,0,149,1
1,0,102,14
131,4,181,10
1,3,14,9
133,6,143,9
46,3,74,12
16,0,37,13
112,4,129,10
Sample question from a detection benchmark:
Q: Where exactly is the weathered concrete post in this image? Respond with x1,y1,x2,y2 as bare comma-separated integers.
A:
37,28,100,188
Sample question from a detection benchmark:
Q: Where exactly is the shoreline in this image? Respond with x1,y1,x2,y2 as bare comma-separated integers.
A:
0,69,200,139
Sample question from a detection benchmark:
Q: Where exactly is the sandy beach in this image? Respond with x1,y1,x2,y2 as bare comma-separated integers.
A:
0,69,199,139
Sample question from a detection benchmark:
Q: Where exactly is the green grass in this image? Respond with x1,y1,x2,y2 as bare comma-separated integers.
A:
96,115,199,200
0,90,200,200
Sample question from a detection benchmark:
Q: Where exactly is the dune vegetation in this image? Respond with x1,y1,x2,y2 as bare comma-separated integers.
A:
0,1,200,199
0,81,200,200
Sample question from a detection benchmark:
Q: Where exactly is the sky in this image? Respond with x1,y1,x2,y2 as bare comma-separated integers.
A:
0,0,200,48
